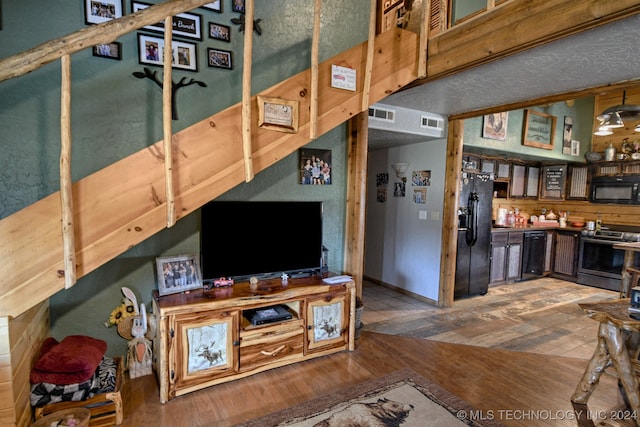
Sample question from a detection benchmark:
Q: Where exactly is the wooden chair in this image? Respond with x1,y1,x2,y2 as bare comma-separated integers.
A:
620,266,640,298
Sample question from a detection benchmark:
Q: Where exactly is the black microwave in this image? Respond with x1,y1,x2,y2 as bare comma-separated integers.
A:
590,175,640,204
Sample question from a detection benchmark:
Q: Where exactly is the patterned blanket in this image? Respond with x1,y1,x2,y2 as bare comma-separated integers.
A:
30,356,117,407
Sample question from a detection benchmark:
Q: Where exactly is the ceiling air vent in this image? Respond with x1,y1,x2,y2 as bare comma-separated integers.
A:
368,106,396,122
421,115,443,130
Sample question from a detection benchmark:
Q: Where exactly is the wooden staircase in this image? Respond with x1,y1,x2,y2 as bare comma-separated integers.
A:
0,27,419,319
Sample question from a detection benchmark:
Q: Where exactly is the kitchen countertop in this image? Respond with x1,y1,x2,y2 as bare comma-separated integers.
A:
492,225,585,233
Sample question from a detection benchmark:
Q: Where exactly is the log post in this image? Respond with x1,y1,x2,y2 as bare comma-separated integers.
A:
417,0,431,78
344,113,369,300
241,0,255,182
60,54,76,289
163,16,176,227
361,0,376,111
309,0,321,139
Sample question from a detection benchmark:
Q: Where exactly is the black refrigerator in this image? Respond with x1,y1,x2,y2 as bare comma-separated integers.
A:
454,173,493,299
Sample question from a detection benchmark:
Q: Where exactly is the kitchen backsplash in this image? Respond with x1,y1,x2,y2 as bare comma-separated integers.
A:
492,198,640,227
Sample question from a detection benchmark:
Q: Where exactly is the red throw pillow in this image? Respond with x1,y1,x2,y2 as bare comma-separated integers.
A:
34,335,107,374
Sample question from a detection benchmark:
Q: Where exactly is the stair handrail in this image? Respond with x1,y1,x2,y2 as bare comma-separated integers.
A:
0,0,214,83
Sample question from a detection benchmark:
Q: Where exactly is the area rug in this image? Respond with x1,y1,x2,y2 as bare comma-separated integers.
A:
234,368,504,427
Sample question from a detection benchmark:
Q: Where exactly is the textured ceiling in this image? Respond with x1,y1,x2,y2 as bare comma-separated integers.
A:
369,14,640,149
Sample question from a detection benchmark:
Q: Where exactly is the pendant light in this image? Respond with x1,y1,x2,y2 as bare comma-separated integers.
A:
594,125,613,136
594,90,640,135
599,111,624,129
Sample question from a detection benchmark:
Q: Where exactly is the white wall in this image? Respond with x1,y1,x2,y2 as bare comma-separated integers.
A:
364,139,447,302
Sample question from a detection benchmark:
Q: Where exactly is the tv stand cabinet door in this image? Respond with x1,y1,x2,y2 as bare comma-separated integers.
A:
168,310,240,400
306,291,351,353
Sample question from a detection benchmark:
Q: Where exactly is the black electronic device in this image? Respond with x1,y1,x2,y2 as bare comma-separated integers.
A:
200,201,324,281
244,304,293,326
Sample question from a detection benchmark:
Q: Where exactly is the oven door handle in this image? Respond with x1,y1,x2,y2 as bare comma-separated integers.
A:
580,237,617,244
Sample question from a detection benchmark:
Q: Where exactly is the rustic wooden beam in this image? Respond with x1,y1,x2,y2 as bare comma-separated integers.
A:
417,0,430,78
439,119,463,308
241,0,255,182
426,0,640,80
0,0,215,83
360,0,376,111
163,16,176,228
60,54,76,289
309,0,321,140
344,113,369,300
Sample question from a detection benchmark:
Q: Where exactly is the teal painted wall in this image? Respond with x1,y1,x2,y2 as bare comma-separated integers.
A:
463,97,595,160
0,1,368,357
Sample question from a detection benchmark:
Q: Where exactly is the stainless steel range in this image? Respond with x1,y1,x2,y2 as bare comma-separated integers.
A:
577,225,640,291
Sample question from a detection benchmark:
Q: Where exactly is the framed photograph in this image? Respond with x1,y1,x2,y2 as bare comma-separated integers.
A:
92,42,122,60
411,170,431,186
258,95,299,134
414,189,427,204
376,172,389,188
522,109,556,150
85,0,124,25
133,1,202,40
393,182,406,197
207,48,233,69
156,254,202,296
209,22,231,42
201,1,222,12
299,148,332,185
231,0,245,13
571,140,581,156
562,116,573,155
482,112,508,141
138,33,198,71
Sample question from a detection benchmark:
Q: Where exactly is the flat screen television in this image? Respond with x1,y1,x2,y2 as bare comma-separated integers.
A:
200,201,324,281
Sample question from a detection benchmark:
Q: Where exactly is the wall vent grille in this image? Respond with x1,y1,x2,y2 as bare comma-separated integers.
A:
421,115,443,130
368,106,396,122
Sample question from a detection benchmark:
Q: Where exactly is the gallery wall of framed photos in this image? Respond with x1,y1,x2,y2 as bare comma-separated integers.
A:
83,0,240,72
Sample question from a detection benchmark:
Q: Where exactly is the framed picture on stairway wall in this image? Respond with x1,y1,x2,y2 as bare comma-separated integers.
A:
85,0,124,25
133,2,203,41
231,0,245,14
137,33,198,72
201,1,222,12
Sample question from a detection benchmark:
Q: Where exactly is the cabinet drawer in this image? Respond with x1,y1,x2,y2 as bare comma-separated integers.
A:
240,320,304,371
491,232,508,244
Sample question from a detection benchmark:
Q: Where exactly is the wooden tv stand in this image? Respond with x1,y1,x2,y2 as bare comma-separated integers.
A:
152,275,355,403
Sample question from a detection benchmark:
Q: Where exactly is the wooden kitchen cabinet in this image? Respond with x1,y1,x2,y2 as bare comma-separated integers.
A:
490,231,523,284
510,164,539,198
566,165,589,200
544,230,555,274
496,161,511,180
552,230,580,279
510,164,526,198
152,276,355,403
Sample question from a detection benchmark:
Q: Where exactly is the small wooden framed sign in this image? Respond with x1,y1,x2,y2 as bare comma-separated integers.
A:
522,109,556,150
257,96,299,134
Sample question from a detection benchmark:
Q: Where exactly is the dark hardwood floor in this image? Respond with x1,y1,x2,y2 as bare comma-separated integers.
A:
116,278,630,426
